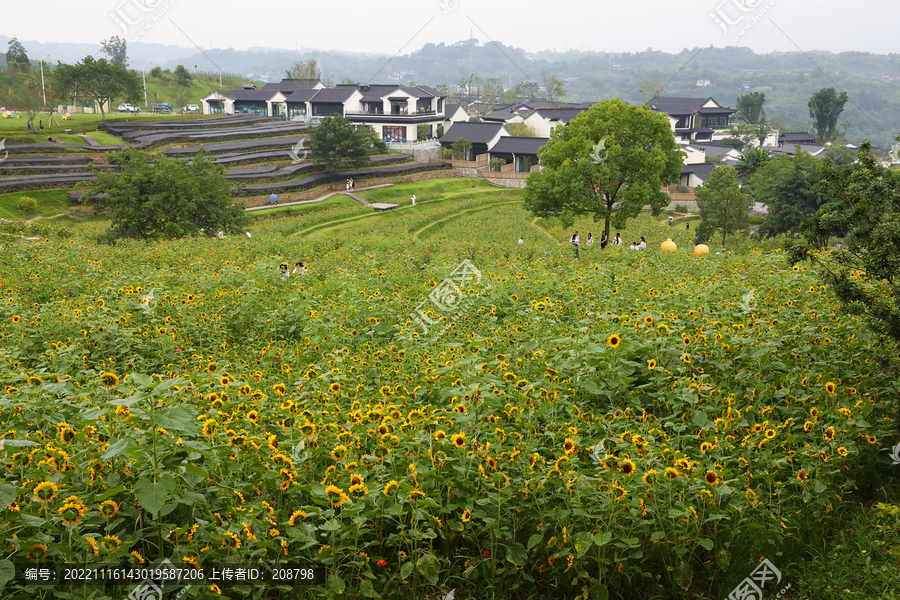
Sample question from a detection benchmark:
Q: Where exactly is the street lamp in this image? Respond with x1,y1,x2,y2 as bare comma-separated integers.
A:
142,62,152,110
263,71,271,83
40,54,50,107
219,68,224,89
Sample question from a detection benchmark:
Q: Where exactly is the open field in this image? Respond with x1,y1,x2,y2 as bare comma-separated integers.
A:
0,198,897,600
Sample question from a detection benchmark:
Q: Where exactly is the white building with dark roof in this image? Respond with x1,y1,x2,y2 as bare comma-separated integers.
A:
647,97,736,143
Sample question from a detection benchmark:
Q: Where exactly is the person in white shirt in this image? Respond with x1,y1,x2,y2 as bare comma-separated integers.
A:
518,237,524,246
411,194,416,206
638,236,647,250
613,233,621,245
586,233,594,247
571,231,580,259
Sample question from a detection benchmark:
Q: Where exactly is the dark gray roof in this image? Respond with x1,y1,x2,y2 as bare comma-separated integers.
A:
440,122,506,145
682,162,717,181
444,103,464,115
284,88,319,103
483,109,523,122
261,79,322,92
778,131,816,144
400,85,441,98
228,89,281,101
490,136,549,155
649,97,734,116
310,87,357,103
532,108,589,124
687,142,737,158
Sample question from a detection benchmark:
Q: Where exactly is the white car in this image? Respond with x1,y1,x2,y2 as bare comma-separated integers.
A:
183,104,200,112
118,103,140,113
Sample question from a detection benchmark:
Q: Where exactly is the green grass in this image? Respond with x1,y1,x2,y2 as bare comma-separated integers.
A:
0,189,102,224
248,195,358,217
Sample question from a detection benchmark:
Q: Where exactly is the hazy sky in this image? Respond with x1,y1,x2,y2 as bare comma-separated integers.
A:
5,0,898,56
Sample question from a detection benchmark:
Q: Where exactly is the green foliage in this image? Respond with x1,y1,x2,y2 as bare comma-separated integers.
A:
308,117,384,173
149,65,163,78
752,152,841,240
694,165,750,245
285,57,326,84
789,141,900,345
416,123,429,141
5,37,29,66
53,56,141,120
808,87,850,142
735,147,770,180
489,158,506,171
505,122,537,137
451,137,472,160
441,148,453,160
736,91,767,124
523,98,682,238
89,148,245,241
99,36,128,68
15,197,37,213
173,64,193,86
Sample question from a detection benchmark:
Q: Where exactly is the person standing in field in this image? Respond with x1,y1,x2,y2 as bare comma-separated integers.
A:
600,231,608,249
411,194,416,206
571,231,580,259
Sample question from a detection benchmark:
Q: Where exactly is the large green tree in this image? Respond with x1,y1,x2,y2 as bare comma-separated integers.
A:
523,98,682,240
54,56,141,121
694,166,750,246
308,116,386,173
808,87,849,143
752,151,841,240
734,147,769,180
100,36,128,68
89,148,245,241
173,64,193,86
734,91,771,147
6,38,29,67
788,141,900,433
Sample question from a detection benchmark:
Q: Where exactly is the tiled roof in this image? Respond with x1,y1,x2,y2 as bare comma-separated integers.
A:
649,97,733,116
440,122,506,145
310,87,357,103
489,136,549,155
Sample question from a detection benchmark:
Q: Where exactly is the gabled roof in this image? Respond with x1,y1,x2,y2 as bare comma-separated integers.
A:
648,97,735,116
400,85,441,98
284,88,319,103
686,142,739,159
228,89,282,102
261,79,322,91
310,87,357,103
490,136,549,155
440,122,506,145
778,131,816,144
682,162,717,181
530,108,589,124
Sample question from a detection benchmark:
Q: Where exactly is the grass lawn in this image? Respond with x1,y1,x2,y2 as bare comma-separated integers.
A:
0,189,102,224
248,195,358,217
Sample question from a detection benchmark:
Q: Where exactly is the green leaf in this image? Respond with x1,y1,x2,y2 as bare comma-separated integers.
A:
359,579,380,598
696,538,714,551
182,464,208,478
0,560,14,592
715,549,731,571
326,573,345,594
101,438,129,459
527,533,544,550
0,483,15,508
692,410,709,428
505,542,527,567
133,476,176,516
593,531,612,547
156,408,197,433
673,563,693,591
650,531,666,542
20,514,47,527
400,561,414,581
417,553,440,586
590,583,609,600
129,373,153,387
574,531,594,558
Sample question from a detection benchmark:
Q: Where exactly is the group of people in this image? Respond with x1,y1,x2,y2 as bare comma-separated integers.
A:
346,178,356,191
569,231,628,258
279,261,307,280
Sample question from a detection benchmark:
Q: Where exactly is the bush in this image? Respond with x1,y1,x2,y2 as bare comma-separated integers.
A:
15,196,37,213
674,203,688,213
489,158,506,171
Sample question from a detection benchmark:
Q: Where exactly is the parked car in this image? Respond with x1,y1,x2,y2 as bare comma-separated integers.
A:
151,102,173,113
183,104,200,113
118,103,140,113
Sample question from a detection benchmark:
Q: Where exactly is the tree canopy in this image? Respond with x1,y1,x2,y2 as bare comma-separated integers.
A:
307,116,386,173
6,38,29,67
54,56,141,121
100,36,128,68
694,166,750,246
523,98,682,238
89,148,245,241
174,64,193,86
808,87,849,143
751,151,842,241
285,58,328,85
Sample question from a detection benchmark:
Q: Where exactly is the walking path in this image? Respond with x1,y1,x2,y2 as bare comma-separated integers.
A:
244,184,393,212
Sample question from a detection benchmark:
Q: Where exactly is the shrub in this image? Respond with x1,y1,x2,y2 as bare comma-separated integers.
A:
15,196,37,213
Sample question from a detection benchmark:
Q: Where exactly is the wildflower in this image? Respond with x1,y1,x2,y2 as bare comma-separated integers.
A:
704,470,720,485
26,543,48,561
825,426,835,442
288,510,307,526
461,509,471,522
824,381,836,394
620,460,635,476
99,372,119,387
383,480,400,497
647,359,657,370
607,333,621,348
563,438,576,455
33,482,57,503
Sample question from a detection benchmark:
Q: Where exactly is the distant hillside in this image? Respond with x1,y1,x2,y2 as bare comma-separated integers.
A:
3,33,898,146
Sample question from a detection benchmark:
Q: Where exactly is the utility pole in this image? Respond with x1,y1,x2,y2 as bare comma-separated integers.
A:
40,55,50,107
142,61,152,109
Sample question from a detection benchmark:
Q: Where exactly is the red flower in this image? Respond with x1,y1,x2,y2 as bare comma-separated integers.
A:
377,560,387,567
482,551,490,557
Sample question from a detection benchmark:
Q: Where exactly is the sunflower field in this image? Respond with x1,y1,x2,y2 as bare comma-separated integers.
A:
0,198,897,600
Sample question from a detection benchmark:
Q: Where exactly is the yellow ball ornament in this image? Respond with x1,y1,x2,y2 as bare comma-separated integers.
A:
693,244,710,256
660,239,677,252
